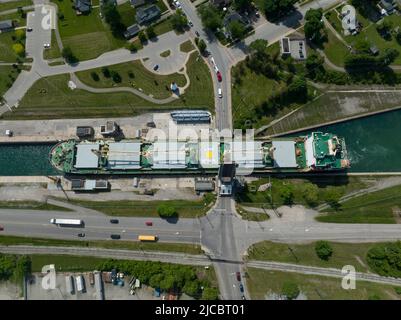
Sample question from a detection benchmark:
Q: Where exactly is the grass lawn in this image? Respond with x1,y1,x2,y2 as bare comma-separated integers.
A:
76,60,186,99
0,66,18,96
52,1,125,60
43,29,61,60
0,31,23,62
31,254,109,272
0,235,202,255
54,193,216,218
169,52,214,111
247,240,400,273
247,268,401,300
0,200,71,211
236,176,369,209
117,2,137,28
236,204,269,221
152,16,174,36
322,27,349,67
317,184,401,224
0,0,32,11
180,40,195,53
160,49,171,57
0,10,27,27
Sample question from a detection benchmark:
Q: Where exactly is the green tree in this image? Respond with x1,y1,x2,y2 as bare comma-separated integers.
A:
380,48,399,66
263,0,297,20
367,241,401,278
61,46,78,64
233,0,252,11
197,38,207,53
15,29,25,41
304,8,325,44
354,39,371,54
228,20,246,40
15,255,31,280
315,240,333,261
201,287,218,300
138,30,147,43
280,184,294,205
198,4,222,31
102,2,125,38
126,42,138,52
160,274,175,290
183,280,200,298
12,43,25,57
281,282,299,300
324,189,341,210
302,183,319,207
287,76,308,102
90,72,100,81
157,204,177,218
146,25,156,39
305,53,324,78
110,70,121,83
171,9,188,32
101,66,111,78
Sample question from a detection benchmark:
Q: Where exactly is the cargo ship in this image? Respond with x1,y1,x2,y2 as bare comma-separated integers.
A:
49,132,350,175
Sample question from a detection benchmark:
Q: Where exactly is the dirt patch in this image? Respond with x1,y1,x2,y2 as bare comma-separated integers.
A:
392,206,401,224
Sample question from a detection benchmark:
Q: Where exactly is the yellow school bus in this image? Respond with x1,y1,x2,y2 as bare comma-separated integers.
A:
138,235,157,242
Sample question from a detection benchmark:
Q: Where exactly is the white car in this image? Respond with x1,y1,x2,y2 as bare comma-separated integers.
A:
218,88,222,98
214,65,219,73
43,43,50,48
188,20,193,27
174,0,182,9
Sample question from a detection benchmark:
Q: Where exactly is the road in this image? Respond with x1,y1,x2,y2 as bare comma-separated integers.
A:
0,209,201,243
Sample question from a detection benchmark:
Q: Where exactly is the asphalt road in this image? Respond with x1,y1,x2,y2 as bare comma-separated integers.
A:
0,209,201,243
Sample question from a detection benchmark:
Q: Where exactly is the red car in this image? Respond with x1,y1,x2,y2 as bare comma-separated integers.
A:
236,272,241,281
216,71,222,82
0,225,4,231
145,221,153,226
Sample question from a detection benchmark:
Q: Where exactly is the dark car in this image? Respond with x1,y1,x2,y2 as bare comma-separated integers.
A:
145,221,153,226
195,31,200,37
239,283,244,293
77,233,85,237
153,64,159,71
27,27,33,32
110,219,119,224
241,295,246,300
0,225,4,231
217,71,222,82
236,272,241,281
110,234,121,240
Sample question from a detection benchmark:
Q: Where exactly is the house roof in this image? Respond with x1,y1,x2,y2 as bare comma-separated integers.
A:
136,4,161,24
0,20,13,30
124,24,140,38
130,0,145,6
75,0,91,12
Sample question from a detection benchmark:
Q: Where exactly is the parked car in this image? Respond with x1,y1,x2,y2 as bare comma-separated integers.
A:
77,233,85,237
188,20,193,27
195,31,200,37
110,234,121,240
27,27,33,32
218,88,222,98
241,295,246,300
153,64,159,71
145,221,153,226
110,219,119,224
236,272,241,281
239,283,244,293
0,225,4,231
43,43,50,48
217,71,222,82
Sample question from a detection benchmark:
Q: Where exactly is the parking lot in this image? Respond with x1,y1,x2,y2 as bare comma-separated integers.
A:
26,272,160,300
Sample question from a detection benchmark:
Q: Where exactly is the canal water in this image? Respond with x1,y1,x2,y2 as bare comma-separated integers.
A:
0,109,400,175
295,109,401,173
0,142,57,176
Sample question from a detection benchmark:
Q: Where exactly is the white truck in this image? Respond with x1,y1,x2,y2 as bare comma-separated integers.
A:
76,275,85,293
49,218,83,227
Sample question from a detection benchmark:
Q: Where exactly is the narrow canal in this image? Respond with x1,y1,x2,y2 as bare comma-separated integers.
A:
0,109,400,175
294,108,401,173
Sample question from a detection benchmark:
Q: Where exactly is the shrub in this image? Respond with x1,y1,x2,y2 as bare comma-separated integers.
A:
12,43,25,57
111,71,121,83
367,241,401,278
201,287,218,300
157,204,177,218
101,67,111,78
90,72,100,81
315,240,333,261
281,282,299,300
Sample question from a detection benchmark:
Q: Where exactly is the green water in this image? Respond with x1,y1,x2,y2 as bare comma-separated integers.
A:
296,109,401,172
0,143,57,176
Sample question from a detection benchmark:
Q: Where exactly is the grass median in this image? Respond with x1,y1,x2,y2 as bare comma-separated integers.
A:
0,200,71,211
0,235,203,255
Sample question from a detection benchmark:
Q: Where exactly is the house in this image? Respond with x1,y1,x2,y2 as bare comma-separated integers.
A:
124,24,140,39
378,0,396,15
210,0,231,7
135,4,161,25
75,0,91,15
130,0,155,7
341,4,358,35
280,36,307,60
0,20,14,32
223,11,249,39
